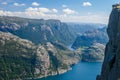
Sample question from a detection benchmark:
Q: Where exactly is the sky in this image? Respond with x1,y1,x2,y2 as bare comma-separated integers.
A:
0,0,120,24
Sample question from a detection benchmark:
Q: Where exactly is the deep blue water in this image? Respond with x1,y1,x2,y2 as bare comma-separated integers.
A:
37,62,102,80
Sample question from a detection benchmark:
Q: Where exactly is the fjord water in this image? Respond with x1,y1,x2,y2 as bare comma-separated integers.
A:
38,62,102,80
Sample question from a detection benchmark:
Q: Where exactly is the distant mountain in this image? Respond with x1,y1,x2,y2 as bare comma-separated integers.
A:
72,27,108,49
71,27,108,62
0,31,80,79
0,16,74,45
67,23,107,37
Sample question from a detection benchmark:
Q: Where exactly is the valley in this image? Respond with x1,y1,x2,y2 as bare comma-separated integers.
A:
0,16,107,79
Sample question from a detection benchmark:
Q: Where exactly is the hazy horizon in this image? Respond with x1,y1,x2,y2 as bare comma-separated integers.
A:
0,0,119,24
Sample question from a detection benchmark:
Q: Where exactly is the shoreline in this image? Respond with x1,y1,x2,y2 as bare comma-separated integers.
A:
32,61,102,79
32,68,72,80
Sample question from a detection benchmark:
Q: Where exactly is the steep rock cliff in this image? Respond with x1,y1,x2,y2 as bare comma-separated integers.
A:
97,4,120,80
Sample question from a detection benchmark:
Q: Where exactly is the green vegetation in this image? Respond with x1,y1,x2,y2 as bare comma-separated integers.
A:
0,39,35,79
0,32,80,79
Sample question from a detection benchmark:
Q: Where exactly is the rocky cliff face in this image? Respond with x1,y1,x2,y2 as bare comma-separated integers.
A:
97,4,120,80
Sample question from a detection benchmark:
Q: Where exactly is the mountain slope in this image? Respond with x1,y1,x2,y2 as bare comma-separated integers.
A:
71,27,108,62
81,43,105,62
0,31,80,79
72,27,108,49
0,31,36,79
0,16,74,45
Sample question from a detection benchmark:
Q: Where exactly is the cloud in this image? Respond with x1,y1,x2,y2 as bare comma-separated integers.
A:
0,8,58,20
32,2,40,6
62,4,67,8
26,7,51,13
0,8,108,24
52,9,58,13
83,2,92,6
1,2,7,5
63,8,78,14
13,3,25,6
61,15,108,24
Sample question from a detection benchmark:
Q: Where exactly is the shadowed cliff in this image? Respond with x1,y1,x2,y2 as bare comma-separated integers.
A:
97,4,120,80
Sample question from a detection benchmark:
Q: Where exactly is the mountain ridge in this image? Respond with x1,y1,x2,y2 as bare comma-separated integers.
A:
0,16,74,45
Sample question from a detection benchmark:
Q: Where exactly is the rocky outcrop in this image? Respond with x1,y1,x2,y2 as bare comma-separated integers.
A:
97,4,120,80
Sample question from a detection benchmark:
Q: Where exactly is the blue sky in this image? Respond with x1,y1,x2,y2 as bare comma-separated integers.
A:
0,0,120,24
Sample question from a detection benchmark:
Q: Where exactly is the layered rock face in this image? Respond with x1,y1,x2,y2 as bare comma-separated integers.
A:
97,4,120,80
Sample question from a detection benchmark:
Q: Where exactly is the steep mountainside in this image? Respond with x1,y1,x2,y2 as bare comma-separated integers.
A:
0,31,80,80
0,16,74,45
97,4,120,80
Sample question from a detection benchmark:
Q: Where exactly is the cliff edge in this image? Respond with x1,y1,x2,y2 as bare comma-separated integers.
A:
97,4,120,80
